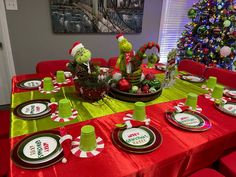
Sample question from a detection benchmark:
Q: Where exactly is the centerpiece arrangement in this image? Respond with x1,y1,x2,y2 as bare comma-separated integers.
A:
67,41,110,102
109,34,162,102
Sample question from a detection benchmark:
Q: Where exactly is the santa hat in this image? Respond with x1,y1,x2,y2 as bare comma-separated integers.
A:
69,41,84,57
116,34,125,42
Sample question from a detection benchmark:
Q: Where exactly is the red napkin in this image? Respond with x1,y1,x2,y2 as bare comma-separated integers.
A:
59,127,73,163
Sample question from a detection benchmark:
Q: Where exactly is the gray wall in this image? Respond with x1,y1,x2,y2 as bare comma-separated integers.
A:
6,0,163,74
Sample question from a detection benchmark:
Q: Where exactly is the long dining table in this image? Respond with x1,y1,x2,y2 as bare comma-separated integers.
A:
9,70,236,177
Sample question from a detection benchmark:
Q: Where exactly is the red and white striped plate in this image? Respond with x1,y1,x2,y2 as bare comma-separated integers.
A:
50,109,78,122
71,136,104,158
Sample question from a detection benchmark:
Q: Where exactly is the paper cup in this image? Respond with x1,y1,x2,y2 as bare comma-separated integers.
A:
212,84,224,99
43,77,54,91
56,70,66,83
133,102,146,121
58,99,72,118
80,125,97,151
206,76,217,89
185,93,198,110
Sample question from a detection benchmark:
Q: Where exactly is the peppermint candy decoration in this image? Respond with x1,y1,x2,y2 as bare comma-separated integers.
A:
204,93,231,103
71,136,104,158
53,78,71,85
122,113,151,128
175,102,202,113
51,109,78,122
38,85,60,94
201,85,213,92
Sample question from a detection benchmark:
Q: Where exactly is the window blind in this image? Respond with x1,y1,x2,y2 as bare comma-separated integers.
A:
158,0,197,63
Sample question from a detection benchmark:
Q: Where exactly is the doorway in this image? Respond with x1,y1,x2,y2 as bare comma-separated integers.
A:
0,0,15,105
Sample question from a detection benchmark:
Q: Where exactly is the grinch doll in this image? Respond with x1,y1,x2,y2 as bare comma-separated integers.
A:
115,34,135,74
67,41,108,102
68,41,92,74
162,49,177,88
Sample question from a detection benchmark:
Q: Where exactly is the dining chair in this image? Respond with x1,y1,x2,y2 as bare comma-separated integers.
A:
219,151,236,177
0,110,10,138
0,138,9,177
36,59,70,74
187,168,225,177
178,59,207,77
204,67,236,88
107,57,118,68
90,58,107,67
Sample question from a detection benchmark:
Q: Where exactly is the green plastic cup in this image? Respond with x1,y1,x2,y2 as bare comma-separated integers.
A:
133,102,146,121
58,99,72,118
56,70,66,83
185,93,198,110
212,84,224,99
206,76,217,89
43,77,54,91
80,125,97,151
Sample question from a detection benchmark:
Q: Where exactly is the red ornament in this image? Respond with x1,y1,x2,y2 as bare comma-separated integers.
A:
203,48,210,55
142,85,150,93
117,78,131,92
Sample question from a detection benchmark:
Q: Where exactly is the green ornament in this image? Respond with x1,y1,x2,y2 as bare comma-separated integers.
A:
209,52,215,58
223,20,231,27
131,86,139,93
197,25,207,34
149,80,161,89
149,87,157,93
186,48,193,56
188,8,197,19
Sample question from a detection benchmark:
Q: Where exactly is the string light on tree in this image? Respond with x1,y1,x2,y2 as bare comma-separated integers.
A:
177,0,236,70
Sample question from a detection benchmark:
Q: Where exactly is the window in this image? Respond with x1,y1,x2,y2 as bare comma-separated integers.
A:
158,0,197,63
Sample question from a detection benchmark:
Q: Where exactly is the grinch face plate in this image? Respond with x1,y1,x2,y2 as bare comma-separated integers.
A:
17,133,62,164
224,89,236,99
11,130,63,169
112,126,162,153
14,99,51,120
17,79,42,90
180,74,205,83
166,110,211,131
215,101,236,117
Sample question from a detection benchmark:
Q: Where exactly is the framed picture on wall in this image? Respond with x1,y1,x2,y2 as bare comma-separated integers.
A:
50,0,145,33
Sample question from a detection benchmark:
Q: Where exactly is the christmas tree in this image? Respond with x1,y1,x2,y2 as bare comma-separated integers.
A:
177,0,236,70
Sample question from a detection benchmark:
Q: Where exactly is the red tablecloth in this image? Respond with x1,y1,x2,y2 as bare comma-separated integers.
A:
10,97,236,177
10,106,188,177
9,70,236,177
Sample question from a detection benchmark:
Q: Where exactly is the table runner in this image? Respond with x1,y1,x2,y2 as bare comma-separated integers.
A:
11,74,208,138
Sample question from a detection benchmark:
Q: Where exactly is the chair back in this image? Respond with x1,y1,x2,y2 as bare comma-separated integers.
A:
90,58,107,67
36,59,70,74
178,59,207,76
204,67,236,88
108,57,118,68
